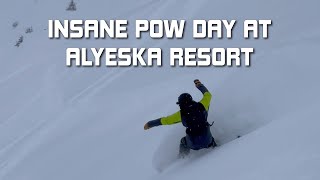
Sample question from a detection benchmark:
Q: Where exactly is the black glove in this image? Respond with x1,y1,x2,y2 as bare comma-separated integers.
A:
144,118,162,130
194,79,209,94
194,79,202,87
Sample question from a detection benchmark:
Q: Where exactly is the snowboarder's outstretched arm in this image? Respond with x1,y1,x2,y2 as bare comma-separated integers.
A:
195,79,212,111
144,111,182,130
144,79,211,130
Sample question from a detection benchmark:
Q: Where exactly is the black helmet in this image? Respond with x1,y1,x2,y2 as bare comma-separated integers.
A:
176,93,193,105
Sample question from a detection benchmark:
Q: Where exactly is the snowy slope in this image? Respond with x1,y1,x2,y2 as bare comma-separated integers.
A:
155,104,320,180
0,0,320,180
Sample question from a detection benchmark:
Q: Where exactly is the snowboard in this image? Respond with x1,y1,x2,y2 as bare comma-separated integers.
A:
152,143,218,172
152,135,241,172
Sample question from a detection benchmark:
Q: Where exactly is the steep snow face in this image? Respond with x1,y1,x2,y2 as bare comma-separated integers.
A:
1,0,320,180
154,104,320,180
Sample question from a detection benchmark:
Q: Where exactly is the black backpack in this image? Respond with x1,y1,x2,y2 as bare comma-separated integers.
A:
180,102,209,135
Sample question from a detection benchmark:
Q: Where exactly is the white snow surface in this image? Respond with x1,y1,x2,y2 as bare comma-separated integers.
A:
0,0,320,180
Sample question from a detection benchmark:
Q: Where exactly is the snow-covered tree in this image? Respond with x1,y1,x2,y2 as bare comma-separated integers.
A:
12,21,18,28
25,27,33,34
66,0,77,11
15,36,24,47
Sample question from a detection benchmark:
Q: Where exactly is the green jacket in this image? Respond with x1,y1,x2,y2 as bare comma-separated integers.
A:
161,91,212,125
147,84,212,128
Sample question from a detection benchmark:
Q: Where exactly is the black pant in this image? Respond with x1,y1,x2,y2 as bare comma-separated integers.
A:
179,126,216,155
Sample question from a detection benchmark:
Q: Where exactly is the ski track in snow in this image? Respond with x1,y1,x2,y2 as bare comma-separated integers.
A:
0,117,54,179
4,0,189,176
67,68,119,104
0,94,42,127
62,0,205,106
0,64,33,86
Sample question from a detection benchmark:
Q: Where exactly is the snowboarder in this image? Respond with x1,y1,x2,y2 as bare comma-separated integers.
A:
144,79,217,157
